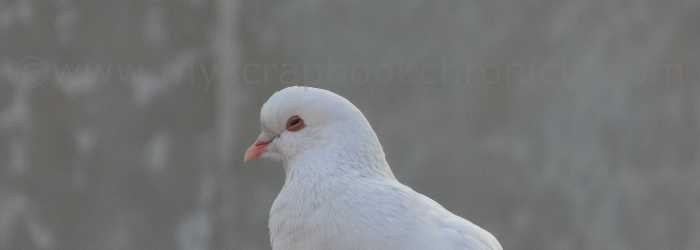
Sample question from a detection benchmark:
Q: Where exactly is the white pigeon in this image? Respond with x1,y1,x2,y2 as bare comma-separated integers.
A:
244,86,503,250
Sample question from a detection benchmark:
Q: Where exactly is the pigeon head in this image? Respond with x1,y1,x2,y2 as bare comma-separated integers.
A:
244,86,382,163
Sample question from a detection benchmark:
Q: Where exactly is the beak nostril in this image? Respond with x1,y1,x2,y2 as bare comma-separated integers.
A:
245,132,277,162
245,141,269,162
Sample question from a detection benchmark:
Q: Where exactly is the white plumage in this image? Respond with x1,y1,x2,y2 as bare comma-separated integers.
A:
244,86,503,250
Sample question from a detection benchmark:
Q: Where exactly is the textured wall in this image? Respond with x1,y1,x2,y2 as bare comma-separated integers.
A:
1,0,699,249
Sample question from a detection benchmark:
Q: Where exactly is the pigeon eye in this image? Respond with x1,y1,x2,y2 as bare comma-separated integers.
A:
285,115,305,132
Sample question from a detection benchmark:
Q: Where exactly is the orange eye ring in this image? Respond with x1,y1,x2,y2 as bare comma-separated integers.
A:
286,115,305,132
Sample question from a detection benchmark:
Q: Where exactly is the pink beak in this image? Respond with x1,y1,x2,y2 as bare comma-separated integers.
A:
244,139,271,162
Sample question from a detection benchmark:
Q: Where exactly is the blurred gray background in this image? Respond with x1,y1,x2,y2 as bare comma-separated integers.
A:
1,0,699,249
